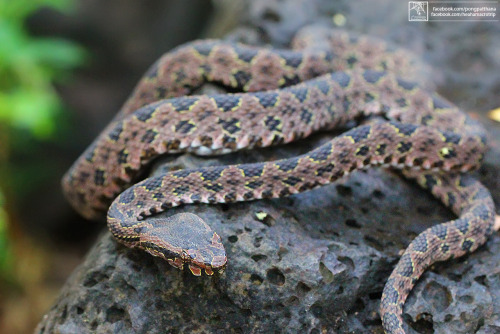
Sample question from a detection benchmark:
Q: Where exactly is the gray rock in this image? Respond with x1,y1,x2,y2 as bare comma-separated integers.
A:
37,0,499,333
36,140,500,334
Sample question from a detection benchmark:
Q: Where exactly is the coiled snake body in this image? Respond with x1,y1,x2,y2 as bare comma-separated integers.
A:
62,27,496,334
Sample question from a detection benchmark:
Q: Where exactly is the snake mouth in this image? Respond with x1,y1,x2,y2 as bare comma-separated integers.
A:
184,237,228,276
163,252,226,276
141,241,227,276
187,256,227,276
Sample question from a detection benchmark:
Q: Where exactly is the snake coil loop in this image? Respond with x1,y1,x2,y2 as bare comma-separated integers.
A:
62,27,495,334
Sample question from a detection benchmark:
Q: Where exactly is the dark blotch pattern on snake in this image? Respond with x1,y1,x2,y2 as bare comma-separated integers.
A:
61,27,496,334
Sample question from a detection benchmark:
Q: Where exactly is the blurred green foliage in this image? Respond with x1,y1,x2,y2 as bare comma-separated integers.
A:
0,191,10,274
0,0,85,276
0,0,85,137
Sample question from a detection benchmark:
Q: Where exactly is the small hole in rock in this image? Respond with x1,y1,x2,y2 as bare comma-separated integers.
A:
250,274,264,285
348,298,365,314
447,273,462,282
458,295,473,304
83,271,108,288
345,219,361,228
242,308,252,316
474,275,487,286
319,262,334,283
409,312,434,334
295,282,311,295
251,254,267,262
106,306,126,324
228,235,238,243
422,281,452,311
262,9,281,22
311,303,323,317
286,296,299,305
155,300,167,310
267,268,286,286
364,235,384,250
277,246,288,260
372,189,384,199
336,184,352,196
338,256,355,271
60,306,68,322
254,236,263,248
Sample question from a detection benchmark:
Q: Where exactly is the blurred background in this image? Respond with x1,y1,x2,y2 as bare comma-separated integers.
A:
0,1,239,332
0,0,498,333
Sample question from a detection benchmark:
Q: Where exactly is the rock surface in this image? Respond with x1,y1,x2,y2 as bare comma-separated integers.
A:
37,0,499,333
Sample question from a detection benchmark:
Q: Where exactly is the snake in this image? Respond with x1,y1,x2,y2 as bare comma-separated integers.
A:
61,27,496,334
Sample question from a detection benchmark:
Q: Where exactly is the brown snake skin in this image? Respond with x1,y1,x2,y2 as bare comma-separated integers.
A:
62,27,496,333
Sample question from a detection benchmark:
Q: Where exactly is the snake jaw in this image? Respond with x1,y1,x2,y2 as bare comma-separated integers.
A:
163,243,227,276
142,237,227,276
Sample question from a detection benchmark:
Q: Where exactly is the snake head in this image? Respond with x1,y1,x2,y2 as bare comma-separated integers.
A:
140,212,227,276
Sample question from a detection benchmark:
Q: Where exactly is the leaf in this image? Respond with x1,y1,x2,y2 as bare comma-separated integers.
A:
26,38,87,71
0,0,75,21
0,0,85,137
0,88,60,138
488,107,500,123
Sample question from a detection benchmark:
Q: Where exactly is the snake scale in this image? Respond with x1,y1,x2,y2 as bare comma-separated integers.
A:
62,27,496,333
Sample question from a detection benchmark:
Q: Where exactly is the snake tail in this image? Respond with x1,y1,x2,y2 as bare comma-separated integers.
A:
381,173,495,333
